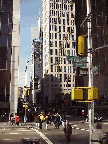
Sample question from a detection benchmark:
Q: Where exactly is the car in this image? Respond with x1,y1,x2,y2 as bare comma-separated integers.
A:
85,113,103,123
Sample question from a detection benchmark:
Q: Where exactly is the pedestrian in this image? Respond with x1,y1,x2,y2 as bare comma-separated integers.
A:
55,113,60,129
91,122,106,144
62,113,66,127
63,120,72,144
10,113,13,121
11,117,14,126
16,116,19,125
35,115,38,128
15,113,17,125
46,114,49,130
37,114,41,130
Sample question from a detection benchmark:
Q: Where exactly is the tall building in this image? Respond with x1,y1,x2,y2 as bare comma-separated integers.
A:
30,16,43,104
42,0,76,104
0,0,20,117
75,0,108,97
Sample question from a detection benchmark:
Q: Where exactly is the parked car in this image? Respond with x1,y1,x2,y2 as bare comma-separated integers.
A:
86,113,103,123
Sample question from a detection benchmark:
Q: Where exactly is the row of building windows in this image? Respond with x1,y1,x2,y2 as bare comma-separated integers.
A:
50,10,74,18
50,0,73,3
50,65,74,73
50,18,74,25
50,3,73,11
0,12,13,24
50,41,75,48
50,25,74,32
51,83,74,88
50,49,75,56
50,32,75,41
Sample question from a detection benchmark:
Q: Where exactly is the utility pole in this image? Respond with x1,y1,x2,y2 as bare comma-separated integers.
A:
86,0,94,143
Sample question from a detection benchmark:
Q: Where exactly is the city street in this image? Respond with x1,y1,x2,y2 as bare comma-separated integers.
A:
0,115,108,144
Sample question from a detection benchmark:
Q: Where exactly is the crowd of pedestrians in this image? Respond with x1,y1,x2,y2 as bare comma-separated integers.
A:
9,113,20,126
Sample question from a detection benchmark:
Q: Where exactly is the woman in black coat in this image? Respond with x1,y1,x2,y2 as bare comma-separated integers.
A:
55,116,60,129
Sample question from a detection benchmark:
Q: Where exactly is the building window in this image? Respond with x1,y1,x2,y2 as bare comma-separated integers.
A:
54,18,57,24
59,26,61,32
52,10,53,16
67,27,70,33
64,66,66,72
55,57,58,63
50,41,53,47
55,25,57,31
67,19,69,25
55,33,57,39
52,25,53,31
51,74,53,81
55,49,58,55
63,19,65,25
60,74,62,82
71,5,73,11
72,42,75,48
50,49,53,55
55,41,57,47
67,50,70,56
64,58,66,64
51,57,53,63
59,41,61,47
72,35,74,41
59,33,61,40
63,26,65,32
71,13,74,18
64,74,67,82
60,84,62,87
58,18,61,24
51,65,53,72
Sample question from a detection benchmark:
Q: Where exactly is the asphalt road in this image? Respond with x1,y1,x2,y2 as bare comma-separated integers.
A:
0,116,108,144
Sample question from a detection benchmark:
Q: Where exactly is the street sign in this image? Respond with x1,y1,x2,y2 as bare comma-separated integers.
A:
67,56,87,67
67,56,87,62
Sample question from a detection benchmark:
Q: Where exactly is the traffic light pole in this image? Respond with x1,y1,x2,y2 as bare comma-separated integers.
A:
86,0,94,144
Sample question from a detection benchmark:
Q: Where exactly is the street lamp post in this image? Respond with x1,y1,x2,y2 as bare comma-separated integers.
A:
24,61,29,125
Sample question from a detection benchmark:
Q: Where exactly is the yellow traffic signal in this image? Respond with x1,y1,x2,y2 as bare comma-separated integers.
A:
28,90,29,95
71,88,83,100
78,35,87,56
88,87,98,100
78,35,84,55
26,105,28,109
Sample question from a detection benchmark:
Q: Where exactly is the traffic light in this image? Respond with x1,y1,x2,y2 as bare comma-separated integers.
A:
26,105,28,109
71,87,99,101
71,88,83,100
78,35,87,56
28,90,29,95
88,87,98,100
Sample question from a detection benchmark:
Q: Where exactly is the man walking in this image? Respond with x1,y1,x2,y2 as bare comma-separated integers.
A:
91,122,106,144
63,120,72,144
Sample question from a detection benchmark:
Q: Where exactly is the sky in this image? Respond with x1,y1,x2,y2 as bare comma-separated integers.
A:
19,0,42,87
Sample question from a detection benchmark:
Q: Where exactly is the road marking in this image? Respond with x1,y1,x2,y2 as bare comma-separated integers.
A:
3,139,13,141
103,123,108,124
9,133,19,134
76,128,80,130
16,130,33,131
86,130,89,131
73,125,77,127
81,129,85,130
85,122,89,123
31,128,53,144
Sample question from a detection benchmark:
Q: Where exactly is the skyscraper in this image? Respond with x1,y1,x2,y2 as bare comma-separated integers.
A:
42,0,76,103
0,0,20,117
